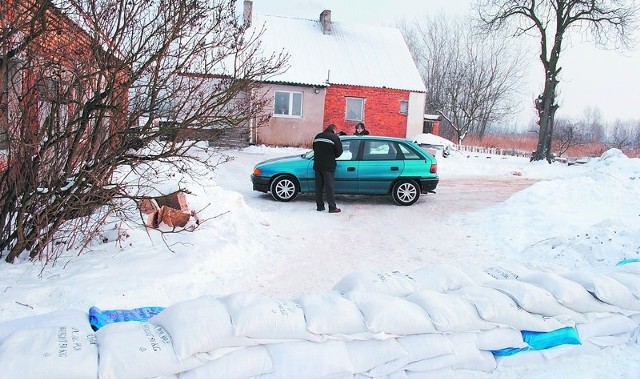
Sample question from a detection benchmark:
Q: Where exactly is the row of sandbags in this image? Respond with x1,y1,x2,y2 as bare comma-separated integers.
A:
0,262,639,378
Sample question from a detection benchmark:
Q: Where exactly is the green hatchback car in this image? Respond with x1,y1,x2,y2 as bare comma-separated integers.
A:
251,135,439,206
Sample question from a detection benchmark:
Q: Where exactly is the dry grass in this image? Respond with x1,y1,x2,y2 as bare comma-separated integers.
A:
463,135,640,159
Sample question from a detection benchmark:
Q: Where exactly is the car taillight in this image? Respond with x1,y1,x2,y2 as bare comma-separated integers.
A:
430,163,437,173
253,168,262,175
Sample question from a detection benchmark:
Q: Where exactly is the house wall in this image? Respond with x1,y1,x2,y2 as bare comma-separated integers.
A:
254,84,326,147
323,85,413,137
406,92,427,138
1,0,129,152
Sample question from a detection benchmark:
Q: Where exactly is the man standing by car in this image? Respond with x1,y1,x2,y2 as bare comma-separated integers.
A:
313,124,343,213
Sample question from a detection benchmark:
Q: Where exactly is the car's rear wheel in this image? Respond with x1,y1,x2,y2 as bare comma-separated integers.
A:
392,179,420,206
270,175,299,202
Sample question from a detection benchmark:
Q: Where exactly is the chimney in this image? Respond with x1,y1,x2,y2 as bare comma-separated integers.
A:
320,10,331,34
243,0,253,27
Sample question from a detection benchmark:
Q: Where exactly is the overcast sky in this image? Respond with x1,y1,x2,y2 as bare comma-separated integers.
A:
245,0,640,127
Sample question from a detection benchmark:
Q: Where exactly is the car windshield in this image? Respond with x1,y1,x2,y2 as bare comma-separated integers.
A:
302,150,314,159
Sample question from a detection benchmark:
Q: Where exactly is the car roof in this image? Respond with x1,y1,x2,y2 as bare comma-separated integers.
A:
339,135,412,143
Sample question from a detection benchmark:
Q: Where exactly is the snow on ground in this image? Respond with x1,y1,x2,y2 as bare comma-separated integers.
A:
1,144,639,377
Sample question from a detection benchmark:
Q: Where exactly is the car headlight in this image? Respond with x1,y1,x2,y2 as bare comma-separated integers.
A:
253,167,262,176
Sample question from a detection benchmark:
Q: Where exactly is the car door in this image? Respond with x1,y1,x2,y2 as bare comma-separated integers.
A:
357,140,404,194
334,139,361,194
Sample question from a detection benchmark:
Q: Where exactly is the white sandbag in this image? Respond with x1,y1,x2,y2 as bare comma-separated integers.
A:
559,270,640,311
606,272,640,299
179,345,273,379
473,327,527,351
404,334,496,373
485,263,534,280
454,285,566,332
409,264,475,292
587,332,636,348
96,322,204,379
0,325,97,379
261,340,353,378
0,309,90,340
539,341,601,360
294,291,368,336
517,272,616,313
367,334,454,377
221,292,321,342
333,271,420,297
483,279,586,322
397,334,455,363
495,350,545,368
150,295,255,358
343,291,437,335
407,289,495,333
345,338,408,373
576,313,638,340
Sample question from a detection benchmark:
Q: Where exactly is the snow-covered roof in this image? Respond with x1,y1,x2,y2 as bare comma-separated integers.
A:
250,14,426,92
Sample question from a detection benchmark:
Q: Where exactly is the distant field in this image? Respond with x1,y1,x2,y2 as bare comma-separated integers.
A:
461,134,640,159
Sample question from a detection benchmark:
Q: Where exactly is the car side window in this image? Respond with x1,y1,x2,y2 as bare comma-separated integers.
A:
337,140,361,161
398,143,421,160
363,140,398,160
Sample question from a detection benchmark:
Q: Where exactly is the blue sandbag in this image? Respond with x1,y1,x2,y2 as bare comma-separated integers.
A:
493,327,581,356
616,258,640,266
89,306,165,330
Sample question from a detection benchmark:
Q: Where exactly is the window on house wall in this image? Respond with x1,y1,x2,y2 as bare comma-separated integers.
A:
399,100,408,115
274,90,303,117
345,97,363,121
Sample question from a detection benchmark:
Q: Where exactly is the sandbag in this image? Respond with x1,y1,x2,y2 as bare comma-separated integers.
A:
485,263,534,280
345,338,408,373
221,292,321,342
294,291,368,336
0,325,98,379
0,309,90,341
576,313,638,340
343,291,437,335
409,264,475,292
150,295,254,358
96,322,204,379
483,279,586,322
559,270,640,311
403,334,496,373
407,289,496,333
333,271,420,297
260,340,353,378
606,272,640,299
517,272,617,313
367,334,454,377
473,327,527,351
89,305,164,330
179,345,273,379
454,285,566,332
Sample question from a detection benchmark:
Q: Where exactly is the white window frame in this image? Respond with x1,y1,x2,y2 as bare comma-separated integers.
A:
399,100,408,115
345,97,364,121
273,90,303,117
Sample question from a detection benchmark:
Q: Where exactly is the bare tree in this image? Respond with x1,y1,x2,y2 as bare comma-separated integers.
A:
0,0,286,263
476,0,637,162
552,116,594,157
580,106,606,144
608,119,635,150
400,14,525,144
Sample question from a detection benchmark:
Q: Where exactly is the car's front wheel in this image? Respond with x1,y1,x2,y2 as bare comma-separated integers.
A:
392,179,420,206
270,175,299,202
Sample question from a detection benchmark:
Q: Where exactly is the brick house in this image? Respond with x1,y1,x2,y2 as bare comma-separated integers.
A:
245,3,426,146
0,0,128,155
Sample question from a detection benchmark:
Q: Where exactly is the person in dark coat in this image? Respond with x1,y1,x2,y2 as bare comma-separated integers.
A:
354,122,369,135
313,124,343,213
